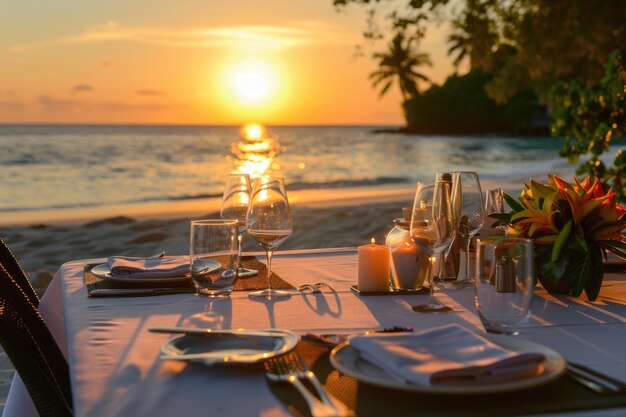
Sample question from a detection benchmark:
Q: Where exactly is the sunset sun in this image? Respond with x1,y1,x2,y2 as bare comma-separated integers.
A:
235,71,270,102
228,59,278,105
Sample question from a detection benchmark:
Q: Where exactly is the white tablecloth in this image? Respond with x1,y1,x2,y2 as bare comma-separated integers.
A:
4,248,626,417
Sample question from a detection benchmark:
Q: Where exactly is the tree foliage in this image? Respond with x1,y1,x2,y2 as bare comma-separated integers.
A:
335,0,626,104
369,31,432,100
403,70,539,134
335,0,626,200
548,51,626,202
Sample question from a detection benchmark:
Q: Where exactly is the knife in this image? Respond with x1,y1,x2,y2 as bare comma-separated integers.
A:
148,327,294,339
89,288,196,297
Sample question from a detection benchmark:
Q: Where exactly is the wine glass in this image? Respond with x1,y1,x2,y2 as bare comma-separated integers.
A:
451,171,486,285
484,187,507,235
246,176,293,299
434,172,458,289
410,180,456,313
220,173,258,277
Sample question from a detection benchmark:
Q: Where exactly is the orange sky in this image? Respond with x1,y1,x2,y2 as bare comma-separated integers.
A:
0,1,458,125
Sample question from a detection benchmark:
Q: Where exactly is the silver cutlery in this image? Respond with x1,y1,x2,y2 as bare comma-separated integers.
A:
566,362,626,394
303,326,414,347
265,351,352,417
298,282,337,293
148,327,290,339
89,288,196,297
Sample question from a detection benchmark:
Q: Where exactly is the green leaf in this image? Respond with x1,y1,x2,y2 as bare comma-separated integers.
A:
488,212,512,228
503,192,525,212
603,241,626,259
584,241,604,301
489,212,512,222
551,219,573,262
569,224,588,253
563,249,591,297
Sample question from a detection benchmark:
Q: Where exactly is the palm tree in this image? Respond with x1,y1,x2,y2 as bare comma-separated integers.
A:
369,32,432,101
447,1,499,71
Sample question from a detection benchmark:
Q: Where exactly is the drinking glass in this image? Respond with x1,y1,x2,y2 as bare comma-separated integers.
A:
451,171,486,284
189,219,239,297
220,173,258,277
246,176,293,299
475,238,534,335
484,187,507,235
433,172,458,289
410,180,456,313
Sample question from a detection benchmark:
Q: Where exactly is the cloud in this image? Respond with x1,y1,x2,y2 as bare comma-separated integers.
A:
10,21,355,53
96,101,170,111
72,84,95,93
0,100,26,112
100,61,116,68
38,95,80,112
0,89,15,97
136,89,166,96
36,94,170,112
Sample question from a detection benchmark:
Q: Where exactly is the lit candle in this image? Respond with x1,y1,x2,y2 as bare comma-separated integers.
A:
390,241,430,289
358,238,391,292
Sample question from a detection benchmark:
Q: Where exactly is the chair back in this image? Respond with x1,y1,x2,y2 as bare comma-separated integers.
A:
0,238,39,306
0,264,72,417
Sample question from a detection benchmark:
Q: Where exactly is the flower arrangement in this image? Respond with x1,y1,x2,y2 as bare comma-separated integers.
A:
493,175,626,301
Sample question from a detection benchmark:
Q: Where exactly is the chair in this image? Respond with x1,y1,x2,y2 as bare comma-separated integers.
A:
0,264,73,417
0,238,40,306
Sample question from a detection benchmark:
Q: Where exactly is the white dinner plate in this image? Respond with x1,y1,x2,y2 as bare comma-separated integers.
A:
159,329,300,365
90,260,218,284
329,333,565,394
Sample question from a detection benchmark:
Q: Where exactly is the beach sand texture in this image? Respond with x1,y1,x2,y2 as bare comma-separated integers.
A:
1,185,422,279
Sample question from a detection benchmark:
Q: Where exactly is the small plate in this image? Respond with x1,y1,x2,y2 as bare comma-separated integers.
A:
90,259,218,284
160,329,300,365
330,333,565,394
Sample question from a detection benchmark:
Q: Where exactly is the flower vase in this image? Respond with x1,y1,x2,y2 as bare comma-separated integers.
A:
537,274,572,295
535,244,605,301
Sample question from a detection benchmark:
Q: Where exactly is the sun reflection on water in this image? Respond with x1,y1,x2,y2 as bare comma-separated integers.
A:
230,123,283,178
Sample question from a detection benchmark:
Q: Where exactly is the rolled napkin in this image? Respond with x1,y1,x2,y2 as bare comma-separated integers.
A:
107,256,190,278
349,324,545,386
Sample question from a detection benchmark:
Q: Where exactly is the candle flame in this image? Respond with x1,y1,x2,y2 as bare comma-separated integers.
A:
370,238,376,244
404,241,411,248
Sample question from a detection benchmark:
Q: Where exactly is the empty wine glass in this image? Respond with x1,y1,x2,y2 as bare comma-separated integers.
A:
434,172,458,289
246,176,293,299
484,187,507,235
451,171,486,285
410,180,456,313
220,173,258,277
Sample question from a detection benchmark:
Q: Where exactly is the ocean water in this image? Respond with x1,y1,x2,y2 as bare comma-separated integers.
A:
0,124,583,212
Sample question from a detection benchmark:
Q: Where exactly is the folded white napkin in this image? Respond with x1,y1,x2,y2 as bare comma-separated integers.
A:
107,256,190,278
349,324,545,386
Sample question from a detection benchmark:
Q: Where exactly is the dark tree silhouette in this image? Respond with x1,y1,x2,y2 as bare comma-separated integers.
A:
369,32,432,101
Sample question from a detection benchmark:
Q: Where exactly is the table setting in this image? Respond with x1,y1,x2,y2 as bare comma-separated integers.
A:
5,170,626,417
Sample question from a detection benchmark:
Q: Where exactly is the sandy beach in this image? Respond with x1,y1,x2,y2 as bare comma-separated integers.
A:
0,179,521,284
0,184,420,291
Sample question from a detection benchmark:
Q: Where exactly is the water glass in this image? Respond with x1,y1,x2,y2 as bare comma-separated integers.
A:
474,238,534,334
451,171,486,284
189,220,239,297
484,187,507,235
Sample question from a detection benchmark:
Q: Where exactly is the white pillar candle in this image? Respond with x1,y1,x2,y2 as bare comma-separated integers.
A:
358,238,391,292
390,242,430,289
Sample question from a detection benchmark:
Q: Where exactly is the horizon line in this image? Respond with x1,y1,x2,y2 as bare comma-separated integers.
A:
0,122,403,128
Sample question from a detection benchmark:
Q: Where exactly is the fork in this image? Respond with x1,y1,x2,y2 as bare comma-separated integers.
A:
566,362,626,394
265,351,348,417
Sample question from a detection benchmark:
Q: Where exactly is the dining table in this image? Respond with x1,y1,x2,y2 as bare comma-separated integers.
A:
4,247,626,417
